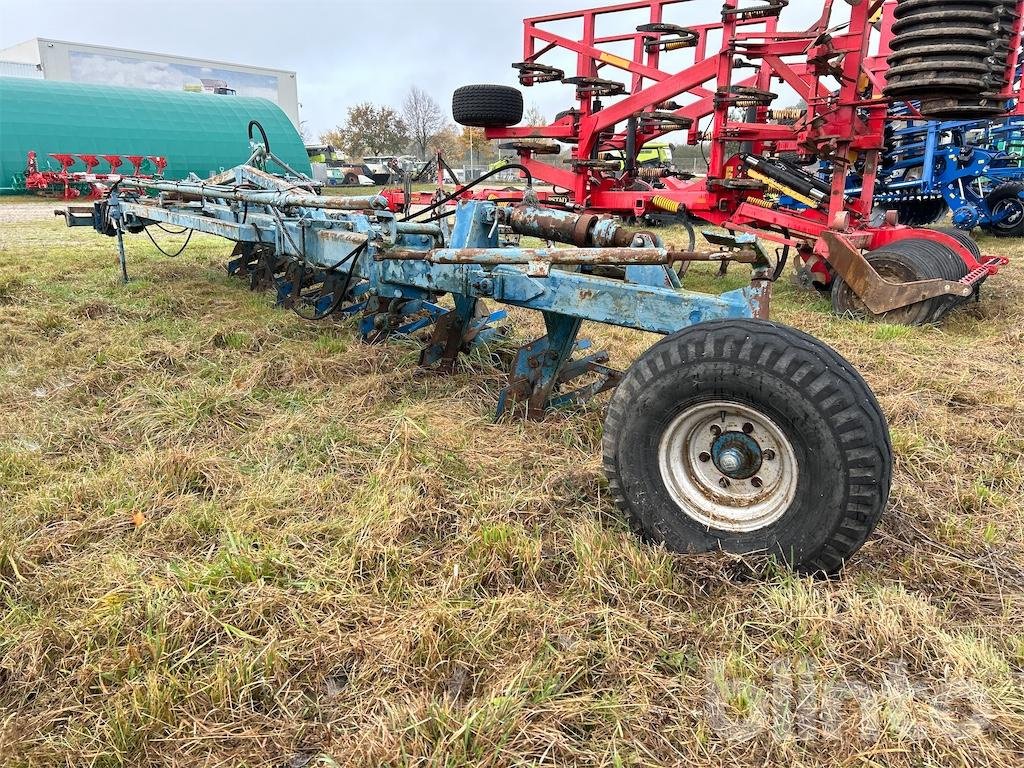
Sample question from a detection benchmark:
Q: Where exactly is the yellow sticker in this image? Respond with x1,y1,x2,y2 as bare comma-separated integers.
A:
599,52,631,69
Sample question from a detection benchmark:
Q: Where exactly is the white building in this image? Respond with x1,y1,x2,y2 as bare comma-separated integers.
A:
0,38,300,126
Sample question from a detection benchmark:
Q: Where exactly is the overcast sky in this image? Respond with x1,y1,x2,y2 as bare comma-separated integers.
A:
2,0,831,138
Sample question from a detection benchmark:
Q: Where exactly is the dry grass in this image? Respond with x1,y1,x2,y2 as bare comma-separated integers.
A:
0,213,1022,767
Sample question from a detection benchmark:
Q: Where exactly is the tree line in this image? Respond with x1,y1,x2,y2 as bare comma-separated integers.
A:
320,88,554,166
320,86,494,165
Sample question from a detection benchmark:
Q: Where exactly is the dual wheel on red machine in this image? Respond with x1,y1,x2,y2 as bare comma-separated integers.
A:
830,230,978,325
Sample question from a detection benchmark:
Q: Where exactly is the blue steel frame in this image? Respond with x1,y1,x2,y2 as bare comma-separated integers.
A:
94,164,768,417
871,113,1024,231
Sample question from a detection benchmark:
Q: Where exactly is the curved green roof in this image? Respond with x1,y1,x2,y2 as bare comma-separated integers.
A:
0,77,310,191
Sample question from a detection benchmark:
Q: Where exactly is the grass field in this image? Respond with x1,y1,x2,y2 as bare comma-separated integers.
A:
1,207,1023,767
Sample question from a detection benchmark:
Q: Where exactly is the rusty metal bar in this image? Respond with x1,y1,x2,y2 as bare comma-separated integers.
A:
116,178,388,211
380,246,672,265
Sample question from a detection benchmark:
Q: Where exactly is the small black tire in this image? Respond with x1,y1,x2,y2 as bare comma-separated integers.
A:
602,319,892,575
452,85,524,127
981,181,1024,237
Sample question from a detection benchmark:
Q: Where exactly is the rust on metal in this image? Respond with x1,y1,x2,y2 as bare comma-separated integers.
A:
380,246,672,265
117,176,388,211
821,231,973,314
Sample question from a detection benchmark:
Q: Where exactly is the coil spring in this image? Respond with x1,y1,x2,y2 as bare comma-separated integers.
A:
638,167,667,182
746,196,776,209
651,194,682,213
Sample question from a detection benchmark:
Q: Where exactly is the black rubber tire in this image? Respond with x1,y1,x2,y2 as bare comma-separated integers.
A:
830,241,941,325
893,198,947,226
343,172,358,185
602,319,892,575
452,85,524,127
981,181,1024,237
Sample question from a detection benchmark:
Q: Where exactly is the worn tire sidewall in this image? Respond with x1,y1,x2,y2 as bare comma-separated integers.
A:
612,358,849,564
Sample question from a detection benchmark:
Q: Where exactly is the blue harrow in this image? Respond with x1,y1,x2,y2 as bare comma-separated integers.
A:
867,109,1024,235
60,134,892,574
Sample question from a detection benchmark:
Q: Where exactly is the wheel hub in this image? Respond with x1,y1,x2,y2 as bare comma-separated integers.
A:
711,431,763,479
658,400,798,532
992,198,1024,228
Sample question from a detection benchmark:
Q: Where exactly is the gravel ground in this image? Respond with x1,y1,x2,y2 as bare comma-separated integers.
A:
0,201,69,224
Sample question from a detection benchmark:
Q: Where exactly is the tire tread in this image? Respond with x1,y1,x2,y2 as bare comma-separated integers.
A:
602,319,892,574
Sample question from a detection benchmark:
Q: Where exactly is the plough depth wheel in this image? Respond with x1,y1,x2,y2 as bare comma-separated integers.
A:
602,319,891,574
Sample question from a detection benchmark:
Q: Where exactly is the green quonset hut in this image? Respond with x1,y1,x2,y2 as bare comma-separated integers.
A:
0,77,311,192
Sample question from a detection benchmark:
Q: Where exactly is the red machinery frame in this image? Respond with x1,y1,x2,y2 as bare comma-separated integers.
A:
385,0,1023,294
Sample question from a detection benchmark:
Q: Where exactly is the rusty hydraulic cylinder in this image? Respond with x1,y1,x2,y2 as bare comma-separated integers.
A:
501,205,639,247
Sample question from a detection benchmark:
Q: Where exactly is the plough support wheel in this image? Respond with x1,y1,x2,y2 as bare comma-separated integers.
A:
602,319,891,575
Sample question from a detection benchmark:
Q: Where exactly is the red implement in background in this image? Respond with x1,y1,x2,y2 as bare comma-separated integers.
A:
23,152,167,200
383,0,1022,318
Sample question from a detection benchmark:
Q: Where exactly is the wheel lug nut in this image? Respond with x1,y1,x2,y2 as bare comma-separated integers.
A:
710,425,722,437
699,451,711,463
751,476,763,488
763,449,775,460
742,422,754,434
719,477,730,488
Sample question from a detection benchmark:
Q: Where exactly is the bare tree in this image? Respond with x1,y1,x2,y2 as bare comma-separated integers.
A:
402,86,447,159
523,104,547,127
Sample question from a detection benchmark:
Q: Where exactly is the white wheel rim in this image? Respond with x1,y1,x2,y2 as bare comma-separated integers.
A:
657,400,799,533
993,198,1024,228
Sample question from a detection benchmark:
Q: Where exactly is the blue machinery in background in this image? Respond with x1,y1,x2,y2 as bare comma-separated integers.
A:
866,110,1024,235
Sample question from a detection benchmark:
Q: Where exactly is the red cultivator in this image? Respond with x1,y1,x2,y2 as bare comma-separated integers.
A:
389,0,1024,323
23,152,167,200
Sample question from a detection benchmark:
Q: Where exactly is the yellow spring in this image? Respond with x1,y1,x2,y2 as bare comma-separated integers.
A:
746,196,776,209
651,194,681,213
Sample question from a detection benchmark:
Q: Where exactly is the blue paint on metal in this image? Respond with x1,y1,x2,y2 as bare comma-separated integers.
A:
852,109,1024,232
93,175,762,414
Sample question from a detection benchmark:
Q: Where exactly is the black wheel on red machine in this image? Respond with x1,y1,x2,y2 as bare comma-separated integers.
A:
829,241,935,323
452,85,524,128
934,226,981,259
894,237,967,321
602,319,892,575
981,181,1024,237
829,241,933,324
830,237,965,324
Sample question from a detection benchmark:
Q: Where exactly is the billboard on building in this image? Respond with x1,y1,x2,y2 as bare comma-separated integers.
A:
67,51,279,98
